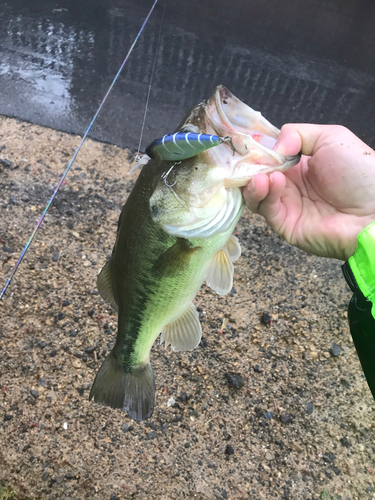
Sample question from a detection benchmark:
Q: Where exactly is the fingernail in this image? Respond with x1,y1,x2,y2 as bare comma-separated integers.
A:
270,173,275,186
272,137,288,156
272,138,280,151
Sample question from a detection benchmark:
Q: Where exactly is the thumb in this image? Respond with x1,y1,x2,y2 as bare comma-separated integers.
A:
274,123,328,157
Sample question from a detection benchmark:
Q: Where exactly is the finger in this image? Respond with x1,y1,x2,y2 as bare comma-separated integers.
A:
274,123,330,157
243,173,270,213
257,171,287,230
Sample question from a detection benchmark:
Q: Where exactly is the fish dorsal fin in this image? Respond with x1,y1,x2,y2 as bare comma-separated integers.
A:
97,260,119,312
160,302,202,352
225,234,241,262
205,249,234,295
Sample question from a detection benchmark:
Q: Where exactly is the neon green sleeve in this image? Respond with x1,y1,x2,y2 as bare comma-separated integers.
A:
348,221,375,319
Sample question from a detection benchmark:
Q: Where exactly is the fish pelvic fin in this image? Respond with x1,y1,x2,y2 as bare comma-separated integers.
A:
205,235,241,295
97,259,119,312
160,302,202,352
89,351,155,422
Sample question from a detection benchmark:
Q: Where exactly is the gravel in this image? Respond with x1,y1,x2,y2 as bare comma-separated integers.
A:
225,373,244,389
1,116,374,500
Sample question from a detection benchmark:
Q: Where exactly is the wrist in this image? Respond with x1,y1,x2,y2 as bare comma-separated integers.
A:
347,221,375,318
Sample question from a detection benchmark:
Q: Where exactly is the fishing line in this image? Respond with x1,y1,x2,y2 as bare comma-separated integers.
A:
0,0,159,300
136,0,166,161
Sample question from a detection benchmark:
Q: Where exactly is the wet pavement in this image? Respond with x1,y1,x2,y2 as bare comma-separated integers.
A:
0,0,375,150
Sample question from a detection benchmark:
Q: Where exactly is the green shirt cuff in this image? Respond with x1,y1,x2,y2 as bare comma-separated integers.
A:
348,221,375,319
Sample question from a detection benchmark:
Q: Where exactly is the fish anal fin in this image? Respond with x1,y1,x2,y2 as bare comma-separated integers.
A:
205,248,234,295
160,302,202,352
97,260,119,312
89,351,155,422
154,239,200,276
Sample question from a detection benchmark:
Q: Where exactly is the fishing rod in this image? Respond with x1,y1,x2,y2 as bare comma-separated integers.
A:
0,0,159,300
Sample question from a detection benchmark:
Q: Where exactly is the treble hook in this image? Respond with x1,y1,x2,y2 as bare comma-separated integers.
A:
161,161,181,188
220,136,236,156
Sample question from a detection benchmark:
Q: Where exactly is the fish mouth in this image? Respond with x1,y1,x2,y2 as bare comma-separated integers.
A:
211,86,279,148
206,85,300,169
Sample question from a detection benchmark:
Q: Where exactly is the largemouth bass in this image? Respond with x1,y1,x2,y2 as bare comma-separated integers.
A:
89,85,299,421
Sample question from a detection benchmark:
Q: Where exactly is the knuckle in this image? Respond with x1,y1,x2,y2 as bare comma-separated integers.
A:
279,123,294,136
331,124,351,136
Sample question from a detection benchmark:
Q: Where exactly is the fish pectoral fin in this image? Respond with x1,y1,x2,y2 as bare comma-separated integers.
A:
160,302,202,352
225,234,241,262
205,235,240,295
89,351,155,422
97,260,119,312
154,239,200,276
205,248,234,295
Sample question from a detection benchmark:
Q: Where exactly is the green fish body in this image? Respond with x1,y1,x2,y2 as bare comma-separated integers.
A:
89,85,300,421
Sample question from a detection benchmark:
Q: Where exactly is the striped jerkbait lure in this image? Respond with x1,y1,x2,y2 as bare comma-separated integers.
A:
145,132,233,161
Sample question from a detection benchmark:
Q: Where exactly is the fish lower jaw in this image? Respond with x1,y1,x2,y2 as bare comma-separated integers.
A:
224,156,300,187
223,166,279,188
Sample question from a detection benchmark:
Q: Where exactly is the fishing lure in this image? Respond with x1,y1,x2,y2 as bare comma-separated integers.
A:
145,132,234,161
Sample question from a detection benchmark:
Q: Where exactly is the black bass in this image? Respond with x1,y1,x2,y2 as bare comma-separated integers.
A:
89,85,299,421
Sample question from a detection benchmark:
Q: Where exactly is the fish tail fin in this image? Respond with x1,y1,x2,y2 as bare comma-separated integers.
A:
89,351,155,422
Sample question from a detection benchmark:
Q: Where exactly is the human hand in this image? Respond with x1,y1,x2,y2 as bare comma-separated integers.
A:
243,124,375,260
